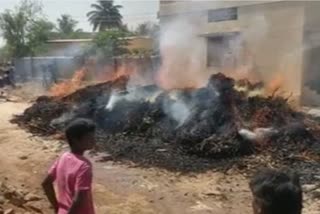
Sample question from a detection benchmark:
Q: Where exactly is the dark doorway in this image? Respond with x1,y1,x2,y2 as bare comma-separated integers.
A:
207,32,242,69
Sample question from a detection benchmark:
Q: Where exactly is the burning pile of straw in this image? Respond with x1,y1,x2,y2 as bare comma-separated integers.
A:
11,73,320,172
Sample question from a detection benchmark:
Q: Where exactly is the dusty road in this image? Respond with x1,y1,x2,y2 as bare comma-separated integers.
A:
0,101,319,214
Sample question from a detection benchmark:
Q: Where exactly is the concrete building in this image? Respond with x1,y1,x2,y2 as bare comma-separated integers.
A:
159,1,320,105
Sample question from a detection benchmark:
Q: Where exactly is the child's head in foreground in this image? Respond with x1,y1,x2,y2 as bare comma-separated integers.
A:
250,168,302,214
65,118,96,153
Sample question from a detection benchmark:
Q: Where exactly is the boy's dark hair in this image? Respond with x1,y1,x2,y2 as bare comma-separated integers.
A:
250,168,302,214
65,118,96,146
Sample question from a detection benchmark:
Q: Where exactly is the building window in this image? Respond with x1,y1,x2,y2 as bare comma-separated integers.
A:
207,33,241,68
208,7,238,22
207,36,225,67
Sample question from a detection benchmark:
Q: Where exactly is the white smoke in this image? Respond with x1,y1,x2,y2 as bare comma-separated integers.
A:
107,2,267,125
105,87,162,111
106,91,123,110
164,99,191,127
50,111,76,127
157,16,209,89
127,73,151,88
105,87,193,126
239,127,278,142
162,90,194,126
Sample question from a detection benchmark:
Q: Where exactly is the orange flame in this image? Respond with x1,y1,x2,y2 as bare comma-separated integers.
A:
49,68,86,97
224,65,261,84
265,73,285,96
99,64,136,83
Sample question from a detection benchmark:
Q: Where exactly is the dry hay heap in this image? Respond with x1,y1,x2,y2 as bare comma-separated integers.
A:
11,73,320,172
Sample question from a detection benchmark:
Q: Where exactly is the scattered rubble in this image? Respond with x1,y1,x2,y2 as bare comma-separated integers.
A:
18,155,28,161
24,193,41,202
4,209,14,214
0,181,45,214
24,201,43,213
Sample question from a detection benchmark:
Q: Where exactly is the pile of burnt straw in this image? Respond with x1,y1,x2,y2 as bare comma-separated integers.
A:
11,73,320,172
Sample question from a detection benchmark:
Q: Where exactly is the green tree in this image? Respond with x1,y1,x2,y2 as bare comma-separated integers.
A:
91,30,129,58
0,45,12,61
135,22,159,37
120,23,130,33
135,22,160,54
136,23,149,36
87,0,123,32
0,3,32,57
57,14,79,35
28,19,55,55
0,0,54,57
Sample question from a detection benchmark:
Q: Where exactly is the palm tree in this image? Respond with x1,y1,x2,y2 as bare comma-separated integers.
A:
87,0,123,32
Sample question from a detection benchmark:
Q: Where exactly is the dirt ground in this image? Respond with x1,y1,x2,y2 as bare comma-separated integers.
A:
0,101,319,214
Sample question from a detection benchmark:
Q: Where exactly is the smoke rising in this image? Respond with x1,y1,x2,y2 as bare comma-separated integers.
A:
163,90,192,126
105,87,193,126
164,99,190,126
50,111,76,129
48,2,320,130
157,17,209,89
106,91,123,110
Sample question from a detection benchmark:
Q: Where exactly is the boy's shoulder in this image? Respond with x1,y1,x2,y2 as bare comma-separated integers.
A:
59,152,92,167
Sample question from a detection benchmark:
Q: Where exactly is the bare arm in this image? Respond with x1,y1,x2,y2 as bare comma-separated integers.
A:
42,175,59,213
68,190,87,214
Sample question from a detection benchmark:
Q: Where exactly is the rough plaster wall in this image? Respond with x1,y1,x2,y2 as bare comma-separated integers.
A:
159,11,210,87
303,1,320,88
159,1,306,97
239,1,305,96
301,1,320,106
159,1,283,16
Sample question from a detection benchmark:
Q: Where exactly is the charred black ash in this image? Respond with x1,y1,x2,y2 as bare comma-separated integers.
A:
11,73,320,175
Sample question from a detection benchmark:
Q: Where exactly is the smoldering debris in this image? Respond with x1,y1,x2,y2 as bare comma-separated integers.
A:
11,73,320,173
12,96,70,135
11,76,128,135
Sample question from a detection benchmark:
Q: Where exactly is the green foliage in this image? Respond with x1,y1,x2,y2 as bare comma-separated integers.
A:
136,23,149,36
27,19,55,55
0,0,54,57
57,14,79,35
131,48,154,57
90,30,129,59
0,11,27,57
119,23,130,33
87,0,123,32
135,22,159,37
135,22,160,54
49,31,95,40
0,45,12,61
52,14,88,39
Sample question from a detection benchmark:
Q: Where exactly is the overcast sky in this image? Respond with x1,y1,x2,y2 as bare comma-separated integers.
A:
0,0,159,31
